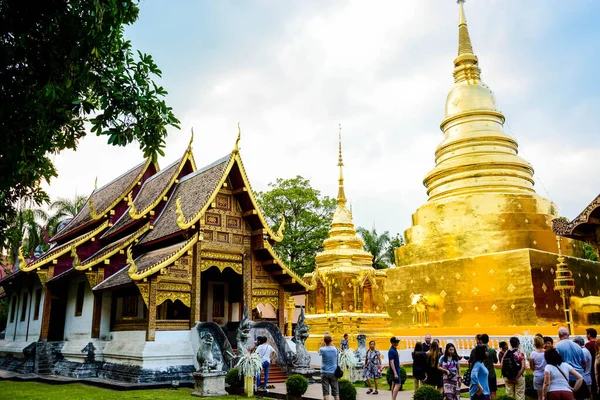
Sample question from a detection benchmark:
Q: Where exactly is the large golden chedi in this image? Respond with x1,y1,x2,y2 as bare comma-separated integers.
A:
386,1,598,334
304,132,391,350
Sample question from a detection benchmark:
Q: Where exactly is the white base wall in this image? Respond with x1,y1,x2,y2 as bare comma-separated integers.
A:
0,340,36,357
102,330,194,369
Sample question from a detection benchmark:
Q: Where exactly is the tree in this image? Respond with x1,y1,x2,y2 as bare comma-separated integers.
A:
256,176,336,275
0,0,179,261
46,195,88,238
357,227,391,269
583,242,599,262
5,200,48,265
385,233,405,267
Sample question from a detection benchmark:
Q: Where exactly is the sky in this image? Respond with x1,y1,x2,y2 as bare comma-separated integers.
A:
43,0,600,236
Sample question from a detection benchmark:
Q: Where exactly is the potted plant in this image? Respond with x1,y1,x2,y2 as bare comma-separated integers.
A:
286,374,309,400
235,352,262,397
226,368,244,395
385,366,407,389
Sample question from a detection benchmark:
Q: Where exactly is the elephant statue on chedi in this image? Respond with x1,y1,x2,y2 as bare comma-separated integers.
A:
409,293,444,327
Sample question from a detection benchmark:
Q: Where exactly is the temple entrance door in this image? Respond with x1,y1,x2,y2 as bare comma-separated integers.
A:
48,296,67,341
207,282,228,326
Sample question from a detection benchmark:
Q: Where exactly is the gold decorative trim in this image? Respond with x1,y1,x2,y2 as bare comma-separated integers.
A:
128,233,199,280
174,133,284,243
137,283,149,308
201,251,243,262
85,271,98,288
128,143,195,220
71,247,80,268
252,296,278,310
22,221,109,272
200,259,242,275
17,245,26,267
75,223,150,271
36,270,49,285
157,291,191,308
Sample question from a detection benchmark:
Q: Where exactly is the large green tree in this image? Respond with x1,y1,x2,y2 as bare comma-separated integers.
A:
0,0,179,259
256,176,336,275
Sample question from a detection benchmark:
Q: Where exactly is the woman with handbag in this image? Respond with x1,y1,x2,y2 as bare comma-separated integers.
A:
542,348,584,400
439,343,462,400
320,334,340,400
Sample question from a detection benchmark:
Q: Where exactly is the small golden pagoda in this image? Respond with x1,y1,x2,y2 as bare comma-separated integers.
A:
385,0,598,335
304,128,391,350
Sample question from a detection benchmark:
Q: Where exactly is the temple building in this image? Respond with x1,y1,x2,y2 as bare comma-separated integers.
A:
0,132,311,381
553,196,600,326
385,1,600,334
303,131,391,350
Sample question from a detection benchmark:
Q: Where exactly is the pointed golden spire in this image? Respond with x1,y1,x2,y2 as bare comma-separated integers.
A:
233,123,241,154
453,0,480,83
337,123,347,206
89,177,100,219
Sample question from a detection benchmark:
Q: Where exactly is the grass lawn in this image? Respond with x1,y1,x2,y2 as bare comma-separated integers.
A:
0,381,246,400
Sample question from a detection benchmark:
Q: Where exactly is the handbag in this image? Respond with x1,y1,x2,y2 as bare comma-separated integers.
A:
462,367,471,387
334,349,343,378
554,364,590,400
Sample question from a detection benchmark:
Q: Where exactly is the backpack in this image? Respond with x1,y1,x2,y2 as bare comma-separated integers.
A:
501,350,519,380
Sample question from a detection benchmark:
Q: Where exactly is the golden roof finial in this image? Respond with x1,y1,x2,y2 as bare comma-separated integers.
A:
175,196,187,228
453,0,480,83
89,177,100,219
71,246,80,268
187,127,194,152
17,244,27,267
337,123,347,206
126,245,137,277
233,123,241,154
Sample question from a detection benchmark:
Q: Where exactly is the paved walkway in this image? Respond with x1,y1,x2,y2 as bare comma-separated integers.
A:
269,379,506,400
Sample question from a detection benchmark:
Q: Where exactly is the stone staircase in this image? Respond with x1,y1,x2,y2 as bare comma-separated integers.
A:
260,364,287,384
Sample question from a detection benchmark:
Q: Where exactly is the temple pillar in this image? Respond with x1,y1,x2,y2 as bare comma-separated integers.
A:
39,266,54,340
286,296,295,337
190,241,201,328
242,251,252,314
356,283,363,313
90,267,103,338
146,275,157,341
277,288,285,332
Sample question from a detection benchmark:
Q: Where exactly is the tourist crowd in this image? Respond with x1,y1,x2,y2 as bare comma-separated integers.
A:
316,327,599,400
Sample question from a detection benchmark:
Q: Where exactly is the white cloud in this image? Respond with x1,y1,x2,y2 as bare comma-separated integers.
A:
43,0,600,237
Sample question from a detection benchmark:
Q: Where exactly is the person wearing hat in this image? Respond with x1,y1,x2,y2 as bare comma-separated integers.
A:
388,337,402,400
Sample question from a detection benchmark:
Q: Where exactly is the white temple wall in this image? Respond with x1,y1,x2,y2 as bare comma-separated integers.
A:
5,281,44,342
102,330,194,368
63,276,94,340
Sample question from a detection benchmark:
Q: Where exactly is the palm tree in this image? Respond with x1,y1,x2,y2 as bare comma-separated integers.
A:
7,204,48,265
357,227,391,269
46,195,87,237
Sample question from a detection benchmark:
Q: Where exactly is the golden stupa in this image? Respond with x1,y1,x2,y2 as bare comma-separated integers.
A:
384,0,599,335
304,128,391,350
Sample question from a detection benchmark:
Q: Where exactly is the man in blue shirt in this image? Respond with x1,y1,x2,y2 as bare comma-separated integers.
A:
388,337,401,400
555,327,587,381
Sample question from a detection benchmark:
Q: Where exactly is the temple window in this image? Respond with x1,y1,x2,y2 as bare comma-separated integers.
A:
33,288,42,320
20,292,28,322
122,295,138,317
157,300,190,320
10,296,16,323
75,281,85,317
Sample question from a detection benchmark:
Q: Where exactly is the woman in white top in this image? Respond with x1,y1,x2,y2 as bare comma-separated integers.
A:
530,336,547,400
543,348,583,400
255,336,276,391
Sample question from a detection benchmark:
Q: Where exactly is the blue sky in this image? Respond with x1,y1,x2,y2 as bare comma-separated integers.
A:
45,0,600,236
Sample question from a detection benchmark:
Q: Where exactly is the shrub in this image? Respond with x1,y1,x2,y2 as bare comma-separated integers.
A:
338,379,357,400
496,395,516,400
225,368,243,388
413,385,444,400
386,366,407,388
286,374,309,396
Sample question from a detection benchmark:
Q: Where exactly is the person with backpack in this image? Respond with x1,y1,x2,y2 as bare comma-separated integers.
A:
503,337,526,400
543,347,584,400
